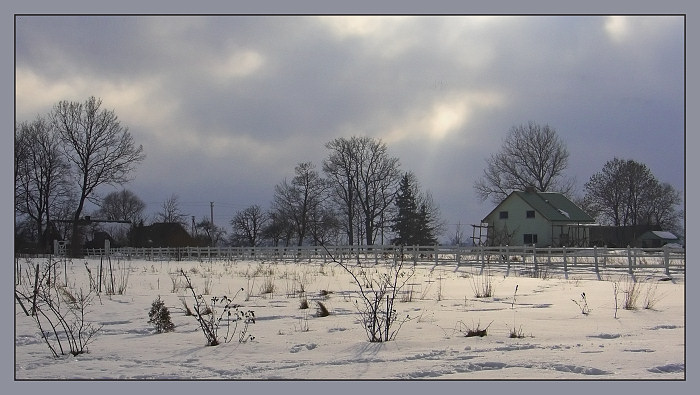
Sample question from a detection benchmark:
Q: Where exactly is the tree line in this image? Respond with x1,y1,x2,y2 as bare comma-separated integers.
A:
15,98,443,253
211,136,444,248
15,97,683,254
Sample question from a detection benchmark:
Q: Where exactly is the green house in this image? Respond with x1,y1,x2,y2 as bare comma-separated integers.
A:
482,188,595,247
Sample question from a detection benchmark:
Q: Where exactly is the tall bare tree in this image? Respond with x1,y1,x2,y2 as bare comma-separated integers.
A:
353,137,402,245
156,193,187,225
323,136,401,245
15,117,72,252
262,209,295,247
194,217,226,247
474,122,574,204
52,96,145,256
272,162,328,246
584,158,681,231
231,205,268,247
643,182,683,232
96,189,146,223
323,137,357,245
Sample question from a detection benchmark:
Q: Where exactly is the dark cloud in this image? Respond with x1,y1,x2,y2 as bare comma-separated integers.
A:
15,15,684,235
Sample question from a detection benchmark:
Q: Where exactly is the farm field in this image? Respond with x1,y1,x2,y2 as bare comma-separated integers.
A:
14,255,685,381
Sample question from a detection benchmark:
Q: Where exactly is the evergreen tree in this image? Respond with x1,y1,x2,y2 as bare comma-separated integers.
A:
416,203,437,245
392,174,418,245
148,296,175,333
391,173,437,245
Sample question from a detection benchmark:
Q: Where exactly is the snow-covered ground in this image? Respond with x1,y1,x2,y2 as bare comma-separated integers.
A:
14,256,685,381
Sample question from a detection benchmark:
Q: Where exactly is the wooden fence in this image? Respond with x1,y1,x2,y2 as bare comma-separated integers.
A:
79,244,685,278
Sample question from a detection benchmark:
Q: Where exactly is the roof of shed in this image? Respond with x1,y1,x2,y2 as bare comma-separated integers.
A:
641,231,678,240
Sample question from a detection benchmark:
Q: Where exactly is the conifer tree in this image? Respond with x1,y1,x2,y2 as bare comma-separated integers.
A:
391,173,437,245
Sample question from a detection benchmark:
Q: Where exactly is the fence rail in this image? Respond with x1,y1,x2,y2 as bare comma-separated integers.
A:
74,244,685,278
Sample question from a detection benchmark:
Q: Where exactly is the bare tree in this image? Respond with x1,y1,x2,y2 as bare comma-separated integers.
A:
262,209,295,247
474,122,574,204
583,158,627,226
353,137,402,245
96,189,146,223
643,182,683,232
52,96,145,256
15,117,72,252
323,136,401,245
307,206,343,245
323,137,358,245
156,193,187,225
194,217,227,247
272,162,328,246
585,158,682,231
450,222,465,246
230,205,268,247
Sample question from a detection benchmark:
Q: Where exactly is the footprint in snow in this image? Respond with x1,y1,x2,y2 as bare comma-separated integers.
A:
290,343,317,353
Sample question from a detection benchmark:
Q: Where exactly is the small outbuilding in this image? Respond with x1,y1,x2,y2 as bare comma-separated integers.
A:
636,230,680,248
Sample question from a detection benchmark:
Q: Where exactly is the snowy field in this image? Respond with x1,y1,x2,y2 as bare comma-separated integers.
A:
14,255,685,381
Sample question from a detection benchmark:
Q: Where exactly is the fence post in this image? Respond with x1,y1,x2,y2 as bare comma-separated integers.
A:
505,245,511,273
532,244,537,273
435,244,439,266
593,246,599,274
563,246,567,273
627,246,634,275
480,245,486,272
663,245,671,276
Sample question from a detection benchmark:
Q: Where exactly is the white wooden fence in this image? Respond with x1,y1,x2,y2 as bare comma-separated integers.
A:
79,244,685,278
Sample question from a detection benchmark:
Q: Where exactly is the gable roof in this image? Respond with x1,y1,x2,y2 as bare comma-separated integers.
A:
483,190,595,223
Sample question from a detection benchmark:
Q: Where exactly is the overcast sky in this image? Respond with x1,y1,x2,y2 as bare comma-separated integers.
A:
15,15,684,240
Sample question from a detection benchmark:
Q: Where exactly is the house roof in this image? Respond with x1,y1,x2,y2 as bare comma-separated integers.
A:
483,190,595,223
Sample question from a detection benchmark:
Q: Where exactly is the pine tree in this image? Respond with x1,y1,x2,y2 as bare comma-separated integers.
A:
416,203,437,245
148,296,175,333
391,174,417,245
391,173,437,245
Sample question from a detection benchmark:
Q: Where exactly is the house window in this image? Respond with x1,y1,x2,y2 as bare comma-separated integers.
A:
499,211,509,219
524,234,538,245
526,210,535,218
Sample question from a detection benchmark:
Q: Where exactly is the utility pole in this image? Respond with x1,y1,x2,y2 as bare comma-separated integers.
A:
210,202,214,227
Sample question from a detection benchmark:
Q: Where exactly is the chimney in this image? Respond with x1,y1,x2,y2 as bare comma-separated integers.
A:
525,186,536,193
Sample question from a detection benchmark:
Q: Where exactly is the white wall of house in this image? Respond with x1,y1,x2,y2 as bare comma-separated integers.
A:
484,195,554,247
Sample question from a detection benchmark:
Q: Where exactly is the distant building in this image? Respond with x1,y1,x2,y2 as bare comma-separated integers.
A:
128,222,196,247
84,231,117,250
481,188,595,247
589,224,661,248
636,230,680,248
